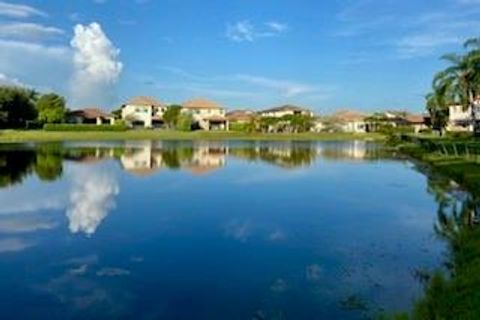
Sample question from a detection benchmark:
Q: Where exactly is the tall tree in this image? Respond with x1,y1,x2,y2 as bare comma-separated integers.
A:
432,37,480,135
36,93,66,124
163,105,183,129
0,86,37,128
426,90,449,135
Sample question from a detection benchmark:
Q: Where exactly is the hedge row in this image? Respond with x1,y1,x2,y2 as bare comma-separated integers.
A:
43,124,128,132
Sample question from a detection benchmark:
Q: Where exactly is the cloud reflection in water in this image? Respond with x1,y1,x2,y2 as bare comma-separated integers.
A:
66,166,119,236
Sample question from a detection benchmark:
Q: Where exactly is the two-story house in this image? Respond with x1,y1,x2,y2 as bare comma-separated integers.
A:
121,96,166,128
182,98,228,131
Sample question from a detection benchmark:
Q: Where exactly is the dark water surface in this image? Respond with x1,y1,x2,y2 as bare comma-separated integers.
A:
0,140,446,319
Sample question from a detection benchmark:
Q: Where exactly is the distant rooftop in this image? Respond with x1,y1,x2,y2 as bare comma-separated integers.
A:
183,98,222,109
330,110,367,121
125,96,164,107
69,108,112,119
260,104,311,114
226,109,255,121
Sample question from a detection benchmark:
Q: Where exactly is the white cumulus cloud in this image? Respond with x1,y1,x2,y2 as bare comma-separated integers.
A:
70,22,123,107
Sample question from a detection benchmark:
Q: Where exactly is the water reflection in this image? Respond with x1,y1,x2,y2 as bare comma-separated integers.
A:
404,163,480,319
67,166,119,236
0,141,389,240
0,140,441,319
0,140,386,186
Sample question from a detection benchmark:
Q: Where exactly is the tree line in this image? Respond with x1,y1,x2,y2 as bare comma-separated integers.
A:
0,86,67,129
426,37,480,135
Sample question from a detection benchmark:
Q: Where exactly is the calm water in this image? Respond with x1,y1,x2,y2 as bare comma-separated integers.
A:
0,140,447,319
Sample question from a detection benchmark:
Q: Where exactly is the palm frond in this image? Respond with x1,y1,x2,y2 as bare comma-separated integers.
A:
441,53,462,64
464,37,480,49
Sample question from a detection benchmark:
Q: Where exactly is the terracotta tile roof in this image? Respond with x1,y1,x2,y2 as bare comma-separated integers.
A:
404,114,425,124
69,108,112,119
125,96,164,107
183,98,223,109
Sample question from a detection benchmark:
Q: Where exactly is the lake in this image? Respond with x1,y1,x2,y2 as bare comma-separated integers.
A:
0,140,448,319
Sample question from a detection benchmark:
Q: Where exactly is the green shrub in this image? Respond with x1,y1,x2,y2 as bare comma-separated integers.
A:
176,113,193,131
43,123,128,132
229,122,249,132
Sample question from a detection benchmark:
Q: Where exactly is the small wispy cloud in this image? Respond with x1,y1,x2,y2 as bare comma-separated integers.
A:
155,66,335,107
236,74,330,98
265,21,288,33
395,33,462,59
0,1,46,18
226,20,288,42
335,0,480,59
0,22,64,41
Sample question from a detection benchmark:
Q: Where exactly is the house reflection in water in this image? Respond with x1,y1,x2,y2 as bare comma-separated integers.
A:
185,142,227,175
316,141,371,161
119,141,227,176
0,141,382,190
120,141,165,176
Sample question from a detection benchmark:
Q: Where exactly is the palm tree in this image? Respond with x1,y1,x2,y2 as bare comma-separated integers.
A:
432,37,480,135
426,89,449,135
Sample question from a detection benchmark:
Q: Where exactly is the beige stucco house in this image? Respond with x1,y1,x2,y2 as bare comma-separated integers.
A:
182,98,228,131
121,96,166,128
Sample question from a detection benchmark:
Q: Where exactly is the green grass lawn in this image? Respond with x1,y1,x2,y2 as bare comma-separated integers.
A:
0,129,386,143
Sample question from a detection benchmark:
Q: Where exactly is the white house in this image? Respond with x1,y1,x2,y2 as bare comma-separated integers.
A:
448,105,473,131
311,117,325,132
330,110,369,133
182,98,228,131
121,96,166,128
446,100,480,132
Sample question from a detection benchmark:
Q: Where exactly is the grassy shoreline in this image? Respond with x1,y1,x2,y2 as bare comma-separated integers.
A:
391,136,480,320
397,136,480,191
0,129,385,143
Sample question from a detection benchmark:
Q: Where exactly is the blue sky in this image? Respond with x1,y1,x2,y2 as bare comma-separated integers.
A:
0,0,479,113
